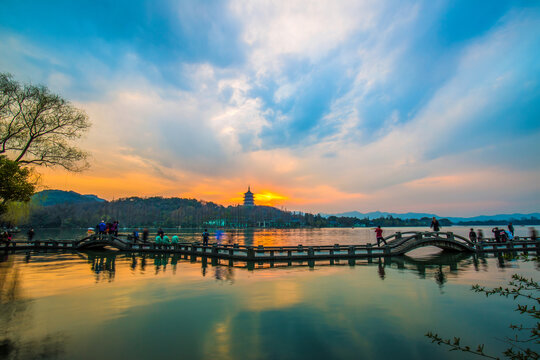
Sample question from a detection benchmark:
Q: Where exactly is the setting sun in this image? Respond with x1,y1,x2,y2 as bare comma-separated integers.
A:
254,191,288,206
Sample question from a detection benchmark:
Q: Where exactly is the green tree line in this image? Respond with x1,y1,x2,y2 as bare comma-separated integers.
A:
4,196,460,229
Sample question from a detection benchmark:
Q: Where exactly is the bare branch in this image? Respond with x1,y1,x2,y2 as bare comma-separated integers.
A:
0,73,91,171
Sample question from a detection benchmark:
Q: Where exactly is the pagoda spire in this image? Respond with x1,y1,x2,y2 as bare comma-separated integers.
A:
243,186,254,206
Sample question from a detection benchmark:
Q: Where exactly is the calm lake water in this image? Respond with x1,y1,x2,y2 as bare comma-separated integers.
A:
12,225,536,245
2,228,539,360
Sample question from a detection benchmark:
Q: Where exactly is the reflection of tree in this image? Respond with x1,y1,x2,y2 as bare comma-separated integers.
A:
0,334,65,359
0,256,28,337
0,253,65,359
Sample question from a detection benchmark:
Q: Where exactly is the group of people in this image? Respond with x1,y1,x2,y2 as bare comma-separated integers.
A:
373,217,443,247
140,228,211,246
154,228,179,245
1,228,34,245
103,226,213,246
374,219,538,246
130,228,149,242
155,234,180,245
469,223,537,243
96,220,120,236
467,228,485,242
1,231,13,244
490,223,514,243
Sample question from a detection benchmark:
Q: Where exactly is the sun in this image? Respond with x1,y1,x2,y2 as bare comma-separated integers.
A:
254,191,288,206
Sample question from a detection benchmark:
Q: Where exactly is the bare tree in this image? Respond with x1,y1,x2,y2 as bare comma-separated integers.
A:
0,73,91,171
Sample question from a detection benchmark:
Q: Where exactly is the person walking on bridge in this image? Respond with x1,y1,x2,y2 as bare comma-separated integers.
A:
98,221,107,235
142,228,149,243
530,227,537,241
132,229,139,243
492,227,502,243
469,228,477,243
374,226,386,246
508,222,514,236
162,235,170,244
202,229,210,246
112,221,119,236
27,228,35,242
477,229,484,242
430,217,440,232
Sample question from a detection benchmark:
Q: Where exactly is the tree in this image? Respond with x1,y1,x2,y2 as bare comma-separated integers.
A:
0,73,90,171
0,155,35,216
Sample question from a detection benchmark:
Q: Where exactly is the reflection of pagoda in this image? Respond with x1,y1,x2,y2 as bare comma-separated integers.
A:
243,186,255,206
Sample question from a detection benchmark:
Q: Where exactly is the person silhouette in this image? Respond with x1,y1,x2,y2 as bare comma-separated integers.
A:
202,229,210,246
430,217,440,232
374,226,386,246
469,228,477,242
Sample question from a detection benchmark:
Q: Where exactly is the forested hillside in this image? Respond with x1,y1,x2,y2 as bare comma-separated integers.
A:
32,190,105,206
24,196,302,228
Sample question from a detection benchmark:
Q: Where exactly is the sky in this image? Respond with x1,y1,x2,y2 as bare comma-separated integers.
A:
1,0,539,216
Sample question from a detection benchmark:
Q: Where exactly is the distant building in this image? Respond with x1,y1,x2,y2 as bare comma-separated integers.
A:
243,186,255,206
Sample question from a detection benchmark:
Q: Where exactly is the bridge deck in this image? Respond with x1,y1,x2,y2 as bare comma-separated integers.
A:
3,231,539,261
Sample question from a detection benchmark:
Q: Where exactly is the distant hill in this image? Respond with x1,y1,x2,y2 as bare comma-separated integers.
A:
326,211,540,222
32,190,106,206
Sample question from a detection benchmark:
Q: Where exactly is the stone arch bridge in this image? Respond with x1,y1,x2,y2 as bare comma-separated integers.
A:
6,231,538,262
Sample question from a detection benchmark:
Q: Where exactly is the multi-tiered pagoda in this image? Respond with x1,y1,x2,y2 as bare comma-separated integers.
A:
243,186,254,206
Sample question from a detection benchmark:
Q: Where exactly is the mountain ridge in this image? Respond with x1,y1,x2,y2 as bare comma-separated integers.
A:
325,211,540,222
32,190,106,206
31,190,538,222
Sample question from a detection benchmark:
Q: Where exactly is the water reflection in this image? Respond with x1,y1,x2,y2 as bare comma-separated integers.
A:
87,252,116,282
0,248,538,360
377,258,385,280
34,249,532,288
15,225,537,247
0,254,66,359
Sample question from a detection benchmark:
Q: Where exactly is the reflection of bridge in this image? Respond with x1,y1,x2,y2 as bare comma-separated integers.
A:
4,231,539,261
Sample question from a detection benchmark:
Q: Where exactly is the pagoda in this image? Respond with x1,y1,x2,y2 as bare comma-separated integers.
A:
243,186,255,206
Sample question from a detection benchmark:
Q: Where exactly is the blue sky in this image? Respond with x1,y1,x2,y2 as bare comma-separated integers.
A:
1,0,539,216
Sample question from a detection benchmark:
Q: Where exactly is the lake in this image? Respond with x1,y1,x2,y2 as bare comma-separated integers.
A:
11,225,535,246
1,227,538,359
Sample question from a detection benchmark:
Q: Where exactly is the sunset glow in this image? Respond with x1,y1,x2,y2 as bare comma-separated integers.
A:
254,191,288,206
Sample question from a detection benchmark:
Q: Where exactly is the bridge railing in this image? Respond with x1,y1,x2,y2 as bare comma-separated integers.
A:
383,231,477,253
4,233,539,259
119,241,392,259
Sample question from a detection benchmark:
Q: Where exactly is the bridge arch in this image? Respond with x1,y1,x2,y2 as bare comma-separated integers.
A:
76,236,130,251
387,232,475,256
